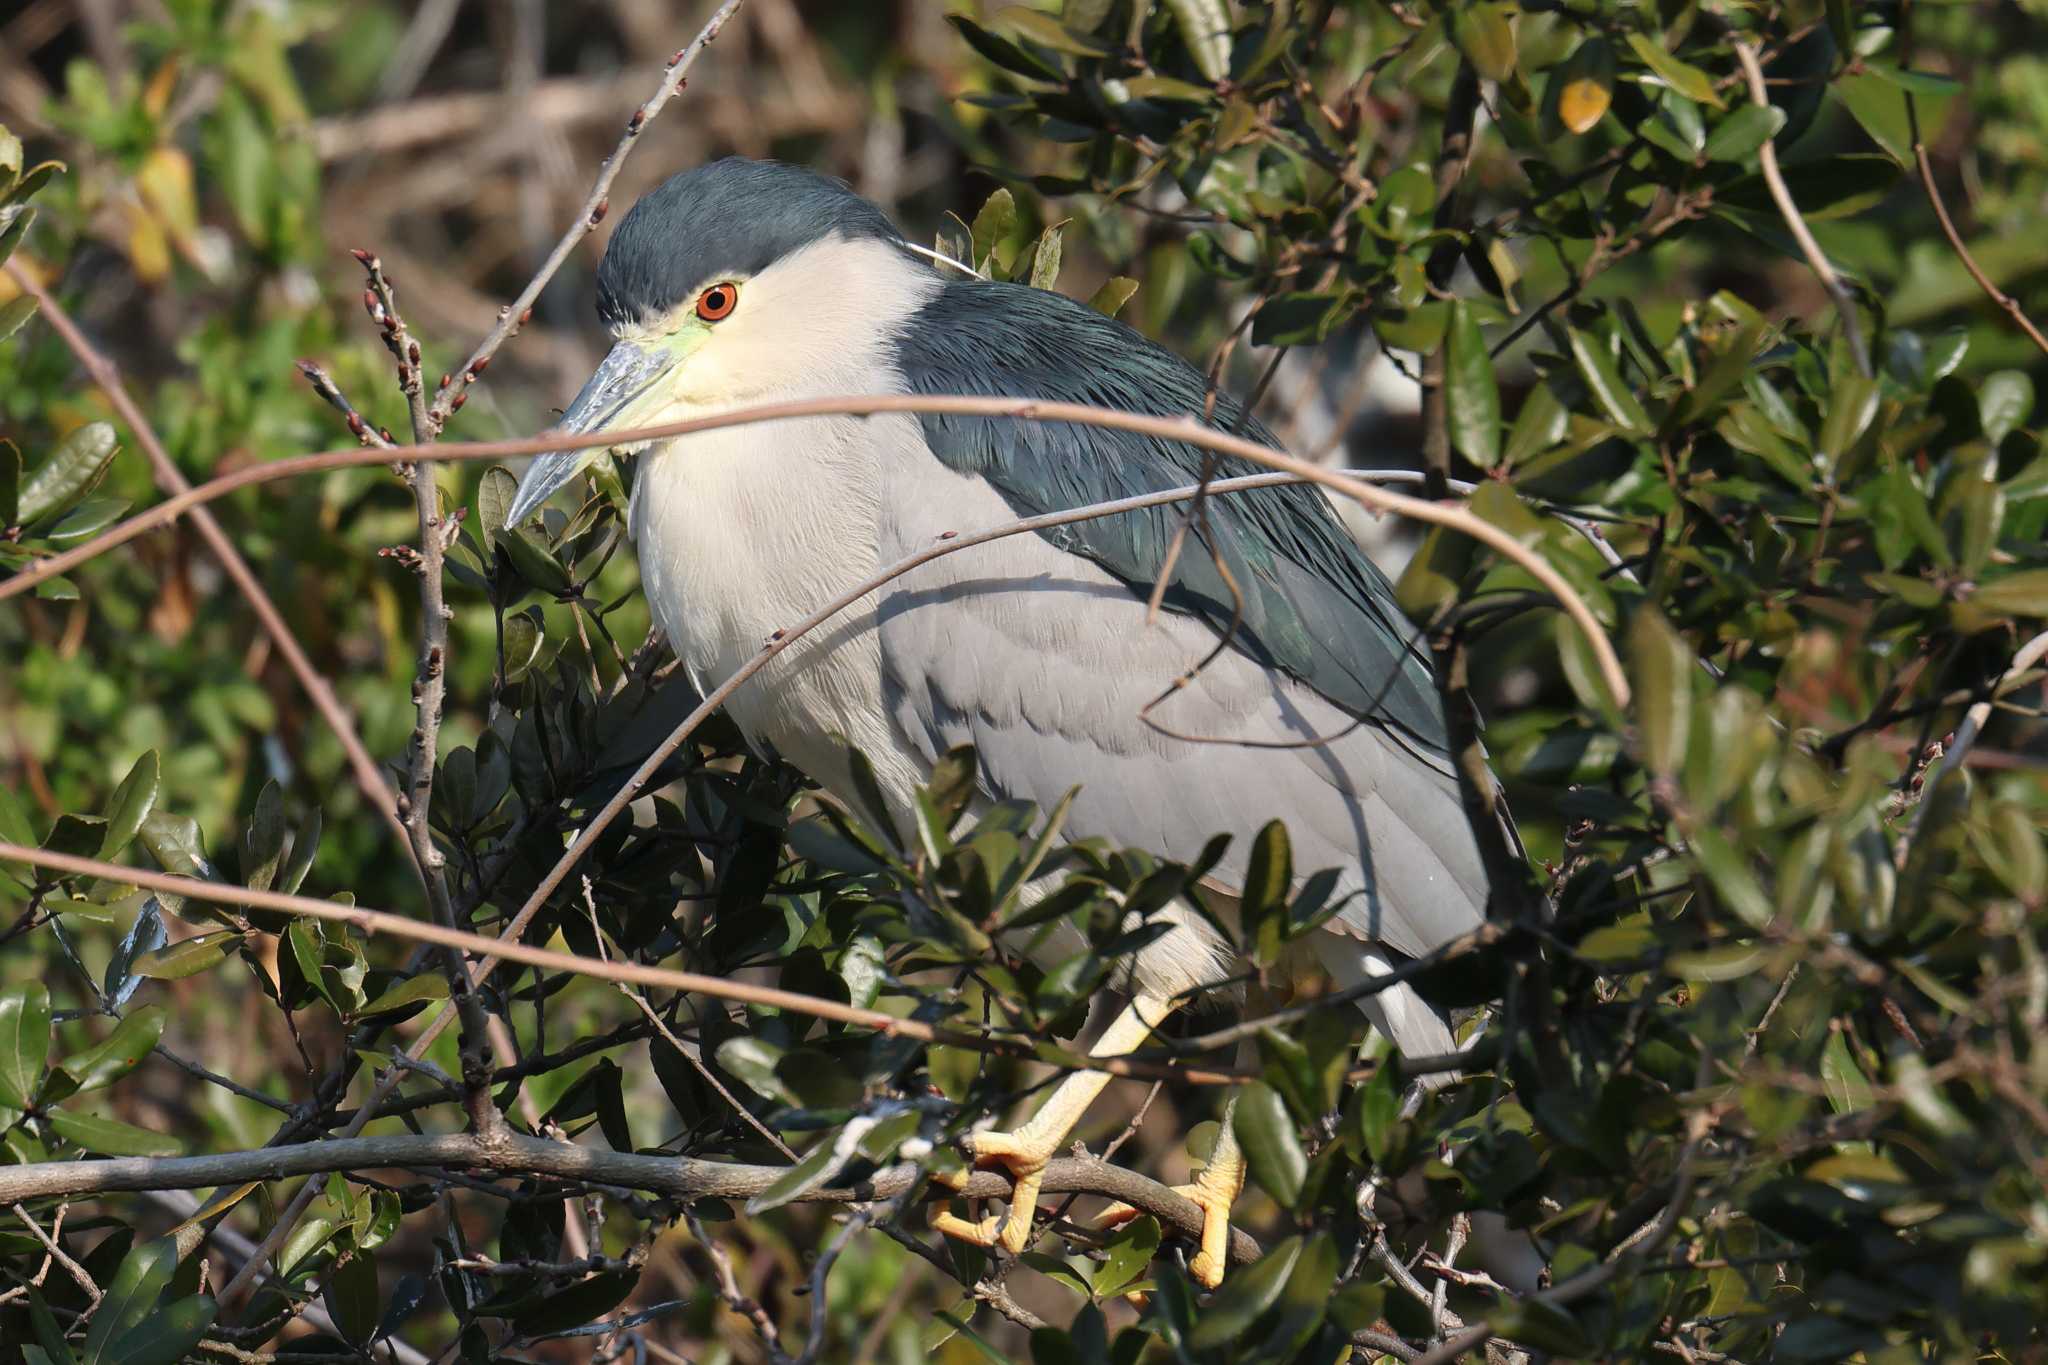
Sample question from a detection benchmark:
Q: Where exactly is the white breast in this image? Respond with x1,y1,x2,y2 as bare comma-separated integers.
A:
623,234,944,822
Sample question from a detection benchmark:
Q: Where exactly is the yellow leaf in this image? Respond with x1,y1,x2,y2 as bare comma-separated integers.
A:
124,204,172,283
142,56,181,120
1559,75,1612,134
137,146,199,241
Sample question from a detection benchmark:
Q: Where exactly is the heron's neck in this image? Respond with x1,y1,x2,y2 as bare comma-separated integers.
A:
624,237,940,700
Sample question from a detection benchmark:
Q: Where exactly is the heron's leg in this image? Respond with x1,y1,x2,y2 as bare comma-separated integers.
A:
932,994,1176,1255
1182,1090,1244,1287
1099,1078,1246,1288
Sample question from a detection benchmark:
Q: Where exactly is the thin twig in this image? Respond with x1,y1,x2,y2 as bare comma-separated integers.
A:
1906,120,2048,357
1730,41,1871,378
11,1203,97,1309
0,840,1287,1087
0,397,1631,692
1900,629,2048,864
427,0,750,427
1,261,412,864
583,876,798,1160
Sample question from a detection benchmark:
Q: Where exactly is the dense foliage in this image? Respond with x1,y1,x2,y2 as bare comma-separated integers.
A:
4,1,2048,1361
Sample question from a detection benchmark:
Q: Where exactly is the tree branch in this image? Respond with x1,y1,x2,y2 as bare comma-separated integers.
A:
1730,40,1871,378
426,0,749,428
0,395,1632,701
0,1132,1263,1269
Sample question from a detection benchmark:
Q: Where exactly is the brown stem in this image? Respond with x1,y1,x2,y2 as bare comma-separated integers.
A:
1730,41,1871,378
427,0,750,428
1,262,412,867
0,396,1632,698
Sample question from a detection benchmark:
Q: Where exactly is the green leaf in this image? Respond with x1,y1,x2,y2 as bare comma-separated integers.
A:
0,294,37,344
108,1296,217,1365
1445,300,1501,468
948,15,1065,82
1168,0,1233,82
132,931,240,981
1026,222,1064,290
745,1136,848,1214
1449,3,1517,83
498,526,571,593
0,982,51,1109
55,1005,164,1095
996,7,1111,57
1971,569,2048,617
970,188,1018,276
1252,292,1345,347
27,1290,76,1365
477,466,517,553
48,1108,183,1156
1625,32,1723,108
0,204,33,269
19,422,118,527
510,1267,640,1338
1088,276,1139,318
1629,607,1692,778
1187,1233,1301,1346
1979,370,2034,443
241,780,287,893
83,1238,178,1365
1235,1081,1306,1208
1240,820,1292,933
354,972,450,1019
1567,327,1651,434
1835,67,1953,166
323,1251,379,1345
1719,154,1901,222
1092,1217,1160,1299
98,750,160,859
0,438,18,528
1688,826,1774,929
45,497,131,541
1816,372,1881,470
1703,103,1787,163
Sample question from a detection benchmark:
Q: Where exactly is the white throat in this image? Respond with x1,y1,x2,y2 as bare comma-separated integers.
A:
625,234,941,797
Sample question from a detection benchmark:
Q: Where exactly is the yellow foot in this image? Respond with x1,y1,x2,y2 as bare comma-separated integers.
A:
929,1130,1054,1255
1097,1138,1245,1288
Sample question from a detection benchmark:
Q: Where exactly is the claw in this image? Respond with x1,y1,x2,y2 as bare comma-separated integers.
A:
931,1134,1050,1254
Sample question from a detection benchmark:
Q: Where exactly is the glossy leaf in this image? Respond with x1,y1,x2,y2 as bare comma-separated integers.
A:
0,982,51,1110
19,422,118,527
1445,300,1501,468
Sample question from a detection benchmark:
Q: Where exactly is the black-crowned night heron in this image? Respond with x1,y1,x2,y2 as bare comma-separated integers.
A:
508,157,1489,1286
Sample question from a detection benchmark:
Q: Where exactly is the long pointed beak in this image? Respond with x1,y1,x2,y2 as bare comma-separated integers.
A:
507,339,674,526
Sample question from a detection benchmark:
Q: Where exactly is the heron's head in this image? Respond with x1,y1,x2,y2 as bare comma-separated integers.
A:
507,157,918,524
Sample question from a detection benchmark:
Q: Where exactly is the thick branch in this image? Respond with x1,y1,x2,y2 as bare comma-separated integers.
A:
0,1132,1261,1268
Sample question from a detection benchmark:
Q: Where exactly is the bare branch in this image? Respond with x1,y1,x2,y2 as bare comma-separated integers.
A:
0,840,1260,1087
427,0,750,428
1,261,412,865
0,396,1632,696
1730,40,1871,378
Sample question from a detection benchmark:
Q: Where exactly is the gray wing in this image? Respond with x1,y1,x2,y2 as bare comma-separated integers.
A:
881,279,1488,956
873,452,1486,961
891,277,1449,755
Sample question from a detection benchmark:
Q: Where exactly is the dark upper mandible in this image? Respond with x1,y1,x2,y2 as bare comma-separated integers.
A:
596,158,907,328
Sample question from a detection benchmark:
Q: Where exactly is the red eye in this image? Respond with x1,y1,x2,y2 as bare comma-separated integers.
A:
696,282,739,321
